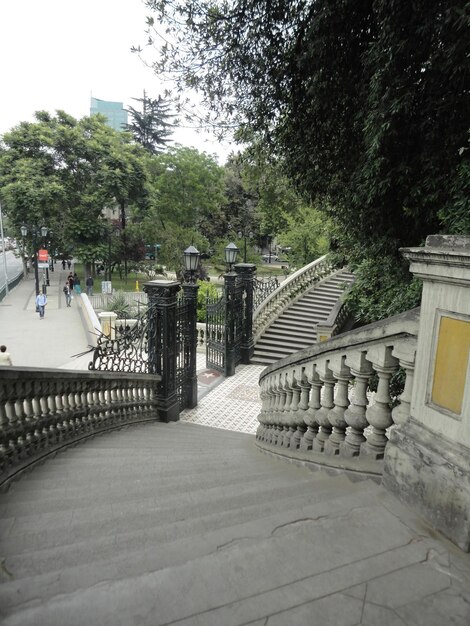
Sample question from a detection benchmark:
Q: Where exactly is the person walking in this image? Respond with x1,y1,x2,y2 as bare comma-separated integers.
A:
67,260,72,270
86,275,94,296
73,273,81,294
63,281,72,307
61,259,66,270
36,291,47,319
0,345,13,365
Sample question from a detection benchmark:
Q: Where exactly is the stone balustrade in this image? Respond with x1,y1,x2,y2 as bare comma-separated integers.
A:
253,255,334,341
257,308,419,474
0,367,161,487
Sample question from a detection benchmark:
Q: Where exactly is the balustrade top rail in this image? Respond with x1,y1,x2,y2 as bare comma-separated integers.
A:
260,307,420,380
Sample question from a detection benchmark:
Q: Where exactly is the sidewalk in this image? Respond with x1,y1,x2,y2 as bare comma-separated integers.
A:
0,268,264,433
0,265,92,370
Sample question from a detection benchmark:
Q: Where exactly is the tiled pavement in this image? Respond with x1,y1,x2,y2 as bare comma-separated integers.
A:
182,354,265,434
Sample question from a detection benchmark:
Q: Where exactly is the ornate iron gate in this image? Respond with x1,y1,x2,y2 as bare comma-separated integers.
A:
90,280,197,419
206,278,244,376
206,291,225,374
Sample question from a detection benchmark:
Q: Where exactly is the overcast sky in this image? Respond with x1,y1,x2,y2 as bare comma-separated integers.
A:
0,0,233,162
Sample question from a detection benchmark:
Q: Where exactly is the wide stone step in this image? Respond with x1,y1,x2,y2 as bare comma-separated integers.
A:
0,480,381,619
1,484,418,626
0,473,373,586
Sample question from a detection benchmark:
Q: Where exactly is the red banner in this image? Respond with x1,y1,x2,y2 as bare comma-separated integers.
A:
38,249,48,262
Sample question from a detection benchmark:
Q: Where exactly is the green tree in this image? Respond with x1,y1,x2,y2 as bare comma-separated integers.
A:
125,92,175,154
142,0,469,321
0,111,149,276
143,145,226,243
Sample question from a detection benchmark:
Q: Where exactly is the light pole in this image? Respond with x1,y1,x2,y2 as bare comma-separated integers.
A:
182,245,200,408
0,202,9,296
237,228,254,263
223,242,240,376
20,224,48,295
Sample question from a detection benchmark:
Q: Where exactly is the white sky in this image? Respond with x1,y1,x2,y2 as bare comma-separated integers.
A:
0,0,234,163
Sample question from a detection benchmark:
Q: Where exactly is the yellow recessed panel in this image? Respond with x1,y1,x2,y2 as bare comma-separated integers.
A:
431,316,470,415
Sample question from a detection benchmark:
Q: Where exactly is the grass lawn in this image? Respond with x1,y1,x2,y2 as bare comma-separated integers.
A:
71,261,290,293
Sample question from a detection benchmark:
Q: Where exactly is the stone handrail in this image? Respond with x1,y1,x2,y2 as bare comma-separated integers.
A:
257,308,420,475
253,255,335,341
316,295,353,342
0,367,161,487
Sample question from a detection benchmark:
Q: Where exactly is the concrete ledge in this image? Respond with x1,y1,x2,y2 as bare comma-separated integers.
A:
383,418,470,552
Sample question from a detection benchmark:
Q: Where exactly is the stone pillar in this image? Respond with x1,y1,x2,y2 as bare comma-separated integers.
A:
182,281,199,410
235,263,256,364
143,280,181,423
383,235,470,551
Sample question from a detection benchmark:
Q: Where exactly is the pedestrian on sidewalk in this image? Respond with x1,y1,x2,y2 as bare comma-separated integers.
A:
73,273,81,294
61,259,66,270
35,291,47,319
86,275,94,296
63,281,72,307
67,260,71,270
0,345,13,365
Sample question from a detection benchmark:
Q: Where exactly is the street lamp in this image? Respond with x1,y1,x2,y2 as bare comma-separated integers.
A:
20,224,48,295
183,245,200,283
237,229,254,263
224,242,239,273
182,245,200,409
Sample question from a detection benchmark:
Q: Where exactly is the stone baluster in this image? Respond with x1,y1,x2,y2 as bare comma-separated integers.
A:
312,360,335,452
362,346,399,459
281,372,295,447
341,351,373,457
290,368,307,449
300,362,321,451
274,374,287,446
391,343,416,426
266,377,277,442
325,355,351,455
285,370,301,448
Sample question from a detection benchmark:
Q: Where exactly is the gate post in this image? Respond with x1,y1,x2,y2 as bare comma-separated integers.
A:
235,263,256,364
224,271,238,377
182,281,199,409
143,280,181,422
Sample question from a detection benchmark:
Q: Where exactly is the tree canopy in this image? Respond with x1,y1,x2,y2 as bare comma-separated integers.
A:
125,92,175,154
142,0,469,320
0,111,149,266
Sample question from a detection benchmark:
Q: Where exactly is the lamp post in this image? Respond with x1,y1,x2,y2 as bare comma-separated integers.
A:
224,242,239,273
237,229,254,263
0,202,8,296
20,224,48,295
182,245,200,408
223,242,239,376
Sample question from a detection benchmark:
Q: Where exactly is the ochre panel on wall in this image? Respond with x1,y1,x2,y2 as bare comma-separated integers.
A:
431,316,470,415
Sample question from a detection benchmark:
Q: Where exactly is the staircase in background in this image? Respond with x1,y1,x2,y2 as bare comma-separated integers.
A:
252,269,355,364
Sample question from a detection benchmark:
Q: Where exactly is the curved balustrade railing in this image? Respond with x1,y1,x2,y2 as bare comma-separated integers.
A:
253,255,335,341
257,308,419,475
0,368,161,487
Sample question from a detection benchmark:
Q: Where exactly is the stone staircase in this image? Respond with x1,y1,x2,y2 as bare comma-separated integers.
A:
252,269,355,364
1,421,468,625
0,421,398,626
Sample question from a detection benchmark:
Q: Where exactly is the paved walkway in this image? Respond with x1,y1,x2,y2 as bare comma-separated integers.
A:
0,264,92,369
0,268,264,433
